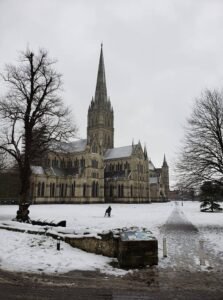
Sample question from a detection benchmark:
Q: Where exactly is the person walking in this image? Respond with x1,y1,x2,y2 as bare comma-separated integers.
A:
104,206,112,217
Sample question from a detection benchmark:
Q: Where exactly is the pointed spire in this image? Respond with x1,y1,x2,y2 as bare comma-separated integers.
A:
163,154,168,167
95,43,107,104
144,144,148,160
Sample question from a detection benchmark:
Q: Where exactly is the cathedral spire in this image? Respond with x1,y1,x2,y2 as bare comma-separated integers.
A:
162,154,168,167
95,43,107,104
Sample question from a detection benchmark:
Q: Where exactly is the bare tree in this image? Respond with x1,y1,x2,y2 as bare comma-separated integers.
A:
0,49,76,222
0,151,7,171
176,89,223,190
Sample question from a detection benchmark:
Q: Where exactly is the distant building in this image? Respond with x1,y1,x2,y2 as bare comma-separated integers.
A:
149,156,169,202
0,45,169,204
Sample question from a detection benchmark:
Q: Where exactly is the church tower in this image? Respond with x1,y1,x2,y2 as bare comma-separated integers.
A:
162,155,169,199
87,44,114,151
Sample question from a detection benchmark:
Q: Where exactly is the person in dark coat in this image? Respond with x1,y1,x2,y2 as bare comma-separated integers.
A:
104,206,112,217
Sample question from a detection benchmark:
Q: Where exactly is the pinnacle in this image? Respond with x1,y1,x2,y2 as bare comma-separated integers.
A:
95,44,107,104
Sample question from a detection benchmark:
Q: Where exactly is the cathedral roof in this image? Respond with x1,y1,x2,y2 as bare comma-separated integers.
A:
31,166,45,175
60,139,87,153
149,160,156,171
104,145,133,160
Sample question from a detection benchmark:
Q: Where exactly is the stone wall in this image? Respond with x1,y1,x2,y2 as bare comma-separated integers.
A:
65,232,119,258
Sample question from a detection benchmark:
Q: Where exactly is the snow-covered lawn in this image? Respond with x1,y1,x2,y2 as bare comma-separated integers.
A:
0,202,223,275
182,201,223,256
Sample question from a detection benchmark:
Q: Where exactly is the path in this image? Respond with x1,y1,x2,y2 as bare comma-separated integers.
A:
160,202,223,271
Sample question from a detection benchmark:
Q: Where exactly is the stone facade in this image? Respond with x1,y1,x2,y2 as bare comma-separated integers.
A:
29,45,169,204
149,157,169,202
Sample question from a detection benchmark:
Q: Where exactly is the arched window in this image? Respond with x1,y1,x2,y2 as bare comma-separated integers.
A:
65,184,68,197
37,182,41,197
60,184,64,197
61,159,65,168
41,182,45,197
121,185,124,197
91,181,98,197
131,185,133,197
96,182,98,197
52,183,55,197
118,185,124,198
74,159,79,169
92,181,96,197
83,183,86,197
109,185,113,197
71,181,76,197
81,157,85,168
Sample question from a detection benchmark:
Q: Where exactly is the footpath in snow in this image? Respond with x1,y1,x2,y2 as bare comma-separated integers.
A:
159,202,223,271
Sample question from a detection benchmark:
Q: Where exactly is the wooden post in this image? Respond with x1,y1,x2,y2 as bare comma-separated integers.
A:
199,240,205,266
163,237,167,258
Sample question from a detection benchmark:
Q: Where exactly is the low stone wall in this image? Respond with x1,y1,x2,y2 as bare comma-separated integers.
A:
65,233,119,258
0,224,158,268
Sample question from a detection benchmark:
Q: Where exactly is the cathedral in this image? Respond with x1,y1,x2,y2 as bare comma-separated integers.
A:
30,45,169,204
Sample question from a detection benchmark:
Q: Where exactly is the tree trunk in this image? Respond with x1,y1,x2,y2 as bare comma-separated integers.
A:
16,164,31,222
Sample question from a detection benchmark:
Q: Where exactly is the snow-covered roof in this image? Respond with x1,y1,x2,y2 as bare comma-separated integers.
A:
104,145,133,160
31,166,45,175
60,139,87,153
149,177,159,184
149,160,156,171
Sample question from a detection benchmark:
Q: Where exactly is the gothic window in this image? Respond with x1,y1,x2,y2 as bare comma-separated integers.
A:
109,185,113,197
67,160,72,168
92,181,96,197
125,162,129,170
52,183,55,197
91,181,99,197
95,182,98,197
71,181,76,197
83,183,86,197
74,159,79,170
37,182,41,197
60,184,64,197
41,182,45,197
92,144,98,153
118,184,124,198
80,157,85,168
50,183,55,197
65,184,68,197
61,159,65,168
52,157,57,167
131,185,133,197
92,159,98,168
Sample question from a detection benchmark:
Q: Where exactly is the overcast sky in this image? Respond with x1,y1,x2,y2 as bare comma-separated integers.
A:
1,0,223,186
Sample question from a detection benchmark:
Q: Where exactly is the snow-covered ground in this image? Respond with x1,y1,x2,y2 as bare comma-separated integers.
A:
182,201,223,258
0,202,222,275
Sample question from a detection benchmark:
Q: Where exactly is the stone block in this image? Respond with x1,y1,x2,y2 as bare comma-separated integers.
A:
118,230,158,268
